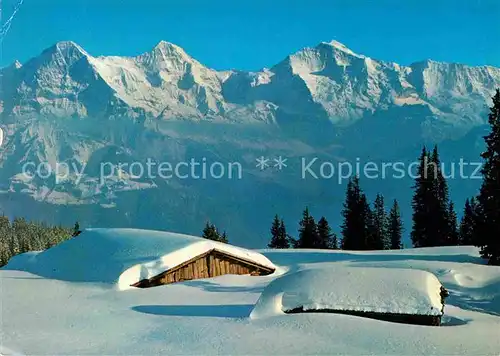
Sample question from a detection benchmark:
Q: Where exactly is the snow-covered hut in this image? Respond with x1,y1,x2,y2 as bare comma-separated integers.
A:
250,266,449,326
3,228,276,290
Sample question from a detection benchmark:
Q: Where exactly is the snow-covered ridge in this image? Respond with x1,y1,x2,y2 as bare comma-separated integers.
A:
1,39,499,126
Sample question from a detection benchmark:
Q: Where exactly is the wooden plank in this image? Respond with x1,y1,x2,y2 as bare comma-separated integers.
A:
209,255,215,277
203,258,209,277
188,264,193,279
193,259,199,279
198,259,204,278
221,259,227,274
219,257,224,275
214,256,221,276
184,265,189,280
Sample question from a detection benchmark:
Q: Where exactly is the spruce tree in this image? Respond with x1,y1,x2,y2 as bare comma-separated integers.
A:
268,215,290,248
72,221,81,237
279,219,291,248
368,194,387,250
297,207,319,248
430,146,453,246
476,89,500,265
447,201,459,246
459,197,478,245
202,221,226,243
411,147,432,247
317,217,333,249
220,231,229,244
341,178,357,250
268,215,281,248
328,232,339,249
341,177,372,250
411,146,453,247
387,199,403,249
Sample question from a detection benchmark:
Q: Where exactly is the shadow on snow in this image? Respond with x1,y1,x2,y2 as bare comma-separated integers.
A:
131,304,253,318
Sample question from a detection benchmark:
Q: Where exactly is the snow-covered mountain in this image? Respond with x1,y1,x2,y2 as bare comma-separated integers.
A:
2,40,499,129
0,40,498,247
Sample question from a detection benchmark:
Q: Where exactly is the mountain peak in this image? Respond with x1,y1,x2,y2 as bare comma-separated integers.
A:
151,40,191,58
154,40,183,51
137,40,195,69
52,41,88,54
320,40,363,57
39,40,90,63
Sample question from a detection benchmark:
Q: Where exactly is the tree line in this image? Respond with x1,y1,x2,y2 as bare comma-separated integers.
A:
0,217,76,267
266,183,403,250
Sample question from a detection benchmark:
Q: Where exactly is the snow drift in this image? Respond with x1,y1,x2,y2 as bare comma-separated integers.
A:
250,266,446,320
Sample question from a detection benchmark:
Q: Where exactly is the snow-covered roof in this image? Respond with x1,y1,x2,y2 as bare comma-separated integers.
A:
250,266,445,319
4,228,276,290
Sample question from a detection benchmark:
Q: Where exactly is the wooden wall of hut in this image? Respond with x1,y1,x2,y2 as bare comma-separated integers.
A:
133,249,274,288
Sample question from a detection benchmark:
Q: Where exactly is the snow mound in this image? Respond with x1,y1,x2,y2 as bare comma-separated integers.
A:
3,228,276,290
250,266,445,319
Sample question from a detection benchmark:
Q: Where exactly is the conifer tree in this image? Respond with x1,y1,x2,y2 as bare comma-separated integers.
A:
328,231,339,249
368,194,387,250
430,146,453,246
72,221,81,237
411,147,433,247
297,207,319,248
341,177,372,250
201,221,227,243
447,201,459,246
476,89,500,265
387,199,403,249
220,231,229,244
411,146,453,247
317,216,333,249
268,215,290,248
459,197,478,245
279,219,292,248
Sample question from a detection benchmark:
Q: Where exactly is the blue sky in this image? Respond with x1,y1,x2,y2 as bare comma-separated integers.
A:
1,0,499,69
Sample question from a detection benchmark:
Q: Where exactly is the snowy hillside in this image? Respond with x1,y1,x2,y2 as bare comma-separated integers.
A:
1,229,499,355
